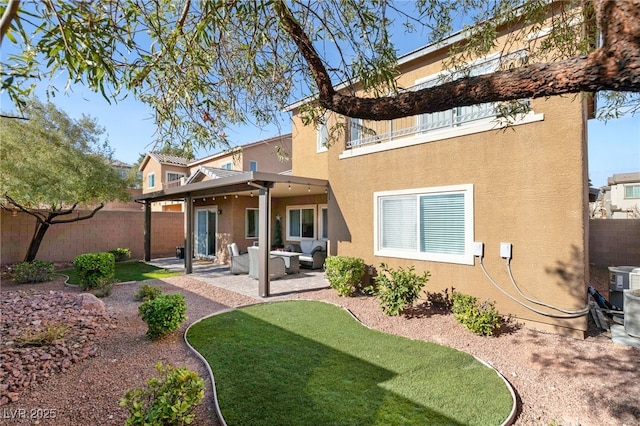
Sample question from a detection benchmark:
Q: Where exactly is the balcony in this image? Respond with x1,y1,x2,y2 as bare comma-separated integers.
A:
346,102,498,149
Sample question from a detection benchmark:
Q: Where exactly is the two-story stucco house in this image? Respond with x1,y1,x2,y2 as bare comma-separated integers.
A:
596,172,640,219
140,134,293,212
137,12,594,338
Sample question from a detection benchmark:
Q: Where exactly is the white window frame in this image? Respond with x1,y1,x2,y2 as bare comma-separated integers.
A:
249,160,258,171
245,208,259,239
148,173,156,189
166,171,186,183
220,162,232,170
624,184,640,199
317,116,329,153
318,204,328,240
374,184,474,265
286,204,317,240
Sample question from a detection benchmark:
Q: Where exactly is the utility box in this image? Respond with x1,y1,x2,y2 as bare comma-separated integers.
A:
609,266,640,309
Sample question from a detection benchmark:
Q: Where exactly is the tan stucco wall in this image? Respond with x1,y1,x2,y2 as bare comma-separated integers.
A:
241,140,292,173
291,116,329,179
321,95,589,337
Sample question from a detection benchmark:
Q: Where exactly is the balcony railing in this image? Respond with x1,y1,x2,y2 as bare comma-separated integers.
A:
346,102,498,149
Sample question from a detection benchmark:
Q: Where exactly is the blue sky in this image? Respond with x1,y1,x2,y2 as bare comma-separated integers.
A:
5,83,636,189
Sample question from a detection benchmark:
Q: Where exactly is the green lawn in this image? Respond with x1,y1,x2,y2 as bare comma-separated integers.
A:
187,300,513,426
60,261,182,284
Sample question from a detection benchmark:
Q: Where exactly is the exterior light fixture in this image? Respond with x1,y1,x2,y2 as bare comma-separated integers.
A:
11,208,17,217
288,184,291,190
250,192,253,197
308,186,311,192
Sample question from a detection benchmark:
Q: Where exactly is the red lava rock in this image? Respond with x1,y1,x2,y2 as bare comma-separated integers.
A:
0,291,113,403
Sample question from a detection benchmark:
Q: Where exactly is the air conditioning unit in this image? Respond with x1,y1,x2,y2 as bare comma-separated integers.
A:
608,266,640,309
630,268,640,291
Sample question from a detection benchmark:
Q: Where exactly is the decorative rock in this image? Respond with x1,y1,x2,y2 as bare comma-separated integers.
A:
0,290,113,403
74,293,106,314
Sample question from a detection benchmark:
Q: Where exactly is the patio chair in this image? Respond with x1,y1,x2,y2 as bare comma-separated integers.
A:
227,243,250,275
247,246,286,280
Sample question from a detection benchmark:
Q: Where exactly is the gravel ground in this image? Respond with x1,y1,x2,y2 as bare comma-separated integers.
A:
0,268,638,426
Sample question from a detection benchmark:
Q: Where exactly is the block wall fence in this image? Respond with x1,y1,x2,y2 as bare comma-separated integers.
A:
1,209,184,265
589,219,640,267
1,210,637,267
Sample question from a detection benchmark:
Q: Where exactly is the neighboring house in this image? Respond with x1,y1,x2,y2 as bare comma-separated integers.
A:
137,7,595,338
593,172,640,219
139,135,292,212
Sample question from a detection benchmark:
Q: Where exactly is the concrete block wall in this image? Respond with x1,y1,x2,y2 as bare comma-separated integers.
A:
1,209,183,264
589,219,640,267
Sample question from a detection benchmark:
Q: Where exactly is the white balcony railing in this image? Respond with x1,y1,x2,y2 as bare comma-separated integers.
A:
346,102,498,149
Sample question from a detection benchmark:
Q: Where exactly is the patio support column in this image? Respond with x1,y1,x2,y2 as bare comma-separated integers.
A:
185,195,193,274
144,201,151,262
258,184,273,297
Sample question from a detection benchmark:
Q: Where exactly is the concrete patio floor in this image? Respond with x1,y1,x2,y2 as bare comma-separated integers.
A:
146,257,330,300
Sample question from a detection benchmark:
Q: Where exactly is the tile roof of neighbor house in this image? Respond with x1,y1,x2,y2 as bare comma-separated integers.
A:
185,166,243,184
149,152,190,166
607,172,640,185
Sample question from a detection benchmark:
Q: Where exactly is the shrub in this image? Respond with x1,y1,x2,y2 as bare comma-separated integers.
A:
369,263,430,316
16,323,68,347
13,260,54,284
451,292,502,336
109,247,131,262
73,252,115,290
119,361,204,426
138,294,187,339
324,256,366,297
134,284,163,302
93,277,115,298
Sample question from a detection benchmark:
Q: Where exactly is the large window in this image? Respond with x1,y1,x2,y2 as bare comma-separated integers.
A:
246,208,259,239
287,205,316,240
374,184,474,265
625,184,640,199
166,172,186,183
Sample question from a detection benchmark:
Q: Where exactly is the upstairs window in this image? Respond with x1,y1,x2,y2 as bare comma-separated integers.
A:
221,162,232,170
249,161,258,171
317,116,329,153
166,172,186,182
625,184,640,199
148,173,156,189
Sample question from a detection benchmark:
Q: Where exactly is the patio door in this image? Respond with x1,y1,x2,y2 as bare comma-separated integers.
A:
195,208,218,258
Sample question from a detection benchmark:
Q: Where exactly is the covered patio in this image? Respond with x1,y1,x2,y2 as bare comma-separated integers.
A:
134,171,329,298
146,257,330,299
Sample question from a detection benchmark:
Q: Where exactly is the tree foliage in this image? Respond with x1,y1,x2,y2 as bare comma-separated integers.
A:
0,98,130,261
1,1,639,151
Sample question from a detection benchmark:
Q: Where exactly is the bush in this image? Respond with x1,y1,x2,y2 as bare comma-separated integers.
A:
451,292,502,336
324,256,366,297
134,284,162,302
109,247,131,262
73,252,115,290
13,260,54,284
93,277,115,298
119,361,204,426
138,294,187,339
368,263,430,316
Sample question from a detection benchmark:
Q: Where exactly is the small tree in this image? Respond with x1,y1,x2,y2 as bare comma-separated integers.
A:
0,99,130,261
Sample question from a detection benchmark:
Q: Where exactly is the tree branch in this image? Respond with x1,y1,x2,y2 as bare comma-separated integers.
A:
0,0,20,47
50,203,104,224
3,194,46,223
276,0,640,120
